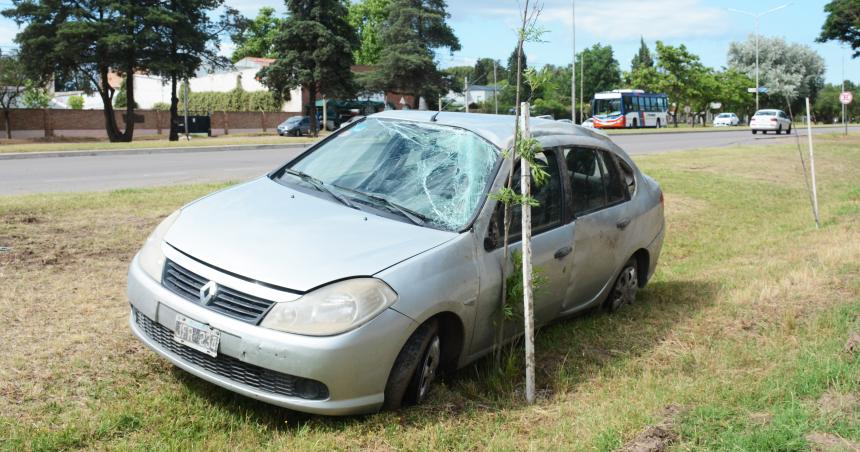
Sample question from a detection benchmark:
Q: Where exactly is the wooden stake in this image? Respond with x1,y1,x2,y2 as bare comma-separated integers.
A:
805,97,820,228
520,101,536,404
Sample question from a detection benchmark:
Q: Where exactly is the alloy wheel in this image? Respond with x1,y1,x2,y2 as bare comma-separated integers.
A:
417,335,441,402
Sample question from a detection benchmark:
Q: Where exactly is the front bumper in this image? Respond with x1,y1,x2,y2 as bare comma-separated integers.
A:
127,253,416,415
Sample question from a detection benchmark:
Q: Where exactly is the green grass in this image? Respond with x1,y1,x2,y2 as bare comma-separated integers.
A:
604,122,858,135
0,133,323,154
1,136,859,450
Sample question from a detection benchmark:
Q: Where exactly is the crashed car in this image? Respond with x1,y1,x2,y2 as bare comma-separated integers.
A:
127,111,665,415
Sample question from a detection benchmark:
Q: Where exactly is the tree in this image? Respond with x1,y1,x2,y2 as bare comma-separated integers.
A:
230,7,283,62
818,0,860,58
727,35,825,111
473,57,505,86
4,0,151,142
443,66,474,94
21,80,51,109
577,43,622,103
713,69,755,119
68,95,85,110
148,0,234,141
815,80,859,123
630,37,654,71
361,0,460,108
0,52,27,138
260,0,358,135
348,0,390,65
114,77,138,109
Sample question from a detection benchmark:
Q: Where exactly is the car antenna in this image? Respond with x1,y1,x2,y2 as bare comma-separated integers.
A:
430,111,441,122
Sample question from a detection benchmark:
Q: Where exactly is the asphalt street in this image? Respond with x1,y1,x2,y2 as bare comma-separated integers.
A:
1,126,856,195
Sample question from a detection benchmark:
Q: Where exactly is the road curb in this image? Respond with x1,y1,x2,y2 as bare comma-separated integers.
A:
0,143,313,160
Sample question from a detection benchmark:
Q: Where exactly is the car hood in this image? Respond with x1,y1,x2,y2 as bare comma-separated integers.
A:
164,177,457,292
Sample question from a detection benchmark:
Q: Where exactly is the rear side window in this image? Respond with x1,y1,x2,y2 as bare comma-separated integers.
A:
565,148,605,215
598,151,628,204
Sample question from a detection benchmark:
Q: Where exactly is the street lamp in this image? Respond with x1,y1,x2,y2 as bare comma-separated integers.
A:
728,3,791,112
571,0,576,122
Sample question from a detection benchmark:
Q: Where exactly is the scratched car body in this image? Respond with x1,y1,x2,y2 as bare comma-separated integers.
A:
127,111,665,415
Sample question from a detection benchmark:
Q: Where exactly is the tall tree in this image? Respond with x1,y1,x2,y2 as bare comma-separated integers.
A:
230,7,283,62
576,43,621,103
148,0,234,141
361,0,460,108
727,35,825,110
348,0,390,65
818,0,860,58
260,0,358,135
4,0,150,142
473,57,504,86
631,37,654,71
0,51,26,139
505,47,530,102
652,41,708,126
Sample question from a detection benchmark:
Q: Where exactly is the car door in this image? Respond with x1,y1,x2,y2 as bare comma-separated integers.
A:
469,148,574,354
561,147,632,313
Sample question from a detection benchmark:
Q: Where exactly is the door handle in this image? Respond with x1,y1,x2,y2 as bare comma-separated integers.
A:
554,246,572,259
616,218,631,230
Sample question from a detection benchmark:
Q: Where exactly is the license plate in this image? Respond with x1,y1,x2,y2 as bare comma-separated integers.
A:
173,315,221,357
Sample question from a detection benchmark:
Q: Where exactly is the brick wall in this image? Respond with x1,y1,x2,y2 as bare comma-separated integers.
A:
0,109,302,138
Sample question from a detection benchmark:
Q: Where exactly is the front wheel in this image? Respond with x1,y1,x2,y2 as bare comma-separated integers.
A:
383,320,441,410
605,258,638,313
752,130,757,135
787,125,792,134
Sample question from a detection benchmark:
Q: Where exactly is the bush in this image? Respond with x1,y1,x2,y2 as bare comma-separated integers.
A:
68,95,84,110
178,84,282,113
151,102,170,111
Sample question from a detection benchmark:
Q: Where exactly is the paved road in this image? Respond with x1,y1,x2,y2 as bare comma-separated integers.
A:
1,126,856,195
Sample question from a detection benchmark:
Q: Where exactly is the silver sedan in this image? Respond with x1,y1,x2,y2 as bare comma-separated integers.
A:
127,111,665,415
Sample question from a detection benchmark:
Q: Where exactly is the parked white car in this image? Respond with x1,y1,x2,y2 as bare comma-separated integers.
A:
750,109,792,135
713,113,739,127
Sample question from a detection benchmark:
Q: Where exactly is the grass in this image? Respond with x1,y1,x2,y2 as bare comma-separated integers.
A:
604,122,858,135
1,135,859,450
0,133,324,154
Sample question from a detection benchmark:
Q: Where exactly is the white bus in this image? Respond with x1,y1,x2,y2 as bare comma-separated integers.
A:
591,89,669,129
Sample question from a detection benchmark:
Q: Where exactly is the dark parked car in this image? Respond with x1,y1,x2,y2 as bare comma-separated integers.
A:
278,116,317,136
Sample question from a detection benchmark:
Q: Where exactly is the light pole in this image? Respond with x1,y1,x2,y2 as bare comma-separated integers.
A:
571,0,576,122
728,3,791,112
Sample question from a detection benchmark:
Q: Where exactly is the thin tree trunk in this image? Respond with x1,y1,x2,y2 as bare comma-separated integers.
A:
118,66,136,142
308,85,318,137
3,108,10,139
519,102,535,405
169,75,179,141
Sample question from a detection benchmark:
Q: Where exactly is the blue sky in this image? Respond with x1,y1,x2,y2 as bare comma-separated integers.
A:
0,0,854,85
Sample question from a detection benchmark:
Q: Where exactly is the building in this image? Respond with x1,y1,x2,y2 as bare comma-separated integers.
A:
443,84,500,108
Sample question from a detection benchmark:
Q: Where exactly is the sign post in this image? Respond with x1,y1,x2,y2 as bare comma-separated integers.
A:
840,91,853,137
806,97,820,229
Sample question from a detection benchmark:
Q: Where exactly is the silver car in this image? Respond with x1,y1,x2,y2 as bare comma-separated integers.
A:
127,111,665,415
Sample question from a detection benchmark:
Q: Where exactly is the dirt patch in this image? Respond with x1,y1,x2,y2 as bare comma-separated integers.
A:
818,390,860,418
844,333,860,355
748,411,773,426
805,432,860,451
623,404,682,452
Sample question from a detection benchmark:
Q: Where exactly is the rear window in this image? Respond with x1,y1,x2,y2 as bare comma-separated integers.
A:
754,111,776,116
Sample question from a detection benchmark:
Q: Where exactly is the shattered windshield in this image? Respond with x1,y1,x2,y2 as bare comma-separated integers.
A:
281,118,500,231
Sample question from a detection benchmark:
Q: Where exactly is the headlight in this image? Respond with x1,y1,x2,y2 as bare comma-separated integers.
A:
138,210,181,282
261,278,398,336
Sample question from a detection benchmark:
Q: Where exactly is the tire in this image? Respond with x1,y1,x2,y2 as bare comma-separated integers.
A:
752,130,757,135
383,319,441,410
787,125,792,134
656,119,661,129
777,125,782,135
604,258,638,313
762,130,767,134
632,118,638,128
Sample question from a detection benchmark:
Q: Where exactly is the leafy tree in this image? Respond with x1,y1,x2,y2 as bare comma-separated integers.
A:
260,0,358,135
727,35,825,111
631,37,654,71
814,80,859,123
348,0,390,65
21,80,51,109
152,102,171,111
4,0,151,142
114,77,138,109
231,7,283,62
651,41,710,126
530,64,571,119
576,43,622,103
713,69,754,119
499,47,530,108
361,0,460,108
148,0,234,140
443,66,474,94
0,51,27,138
818,0,860,58
68,95,85,110
473,57,505,86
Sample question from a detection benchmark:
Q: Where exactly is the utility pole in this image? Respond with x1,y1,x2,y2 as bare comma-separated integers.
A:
465,76,469,113
728,3,791,112
571,0,576,122
580,51,585,123
493,60,498,115
843,45,847,136
183,79,189,140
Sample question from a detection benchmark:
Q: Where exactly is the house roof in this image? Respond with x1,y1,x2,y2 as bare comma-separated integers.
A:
468,84,500,92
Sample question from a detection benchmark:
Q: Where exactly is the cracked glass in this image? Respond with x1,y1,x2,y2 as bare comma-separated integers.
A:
285,118,500,231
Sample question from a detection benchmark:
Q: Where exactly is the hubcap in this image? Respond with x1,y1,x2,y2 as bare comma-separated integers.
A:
611,266,638,310
417,336,441,401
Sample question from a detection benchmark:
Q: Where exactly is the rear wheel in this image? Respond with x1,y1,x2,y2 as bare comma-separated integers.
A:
752,130,757,135
787,124,792,134
656,119,662,128
383,320,441,410
777,125,782,135
604,258,638,313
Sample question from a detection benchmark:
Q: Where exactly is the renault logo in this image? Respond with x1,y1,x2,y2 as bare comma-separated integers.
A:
199,281,218,304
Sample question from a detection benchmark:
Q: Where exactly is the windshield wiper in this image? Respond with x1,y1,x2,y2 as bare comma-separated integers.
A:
332,186,428,226
281,168,356,209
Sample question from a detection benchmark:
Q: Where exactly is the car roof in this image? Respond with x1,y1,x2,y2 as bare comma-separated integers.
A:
369,110,616,151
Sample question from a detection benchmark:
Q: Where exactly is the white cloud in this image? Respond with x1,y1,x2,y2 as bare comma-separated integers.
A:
468,0,730,41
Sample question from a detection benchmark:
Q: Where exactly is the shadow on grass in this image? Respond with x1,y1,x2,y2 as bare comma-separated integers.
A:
170,278,720,432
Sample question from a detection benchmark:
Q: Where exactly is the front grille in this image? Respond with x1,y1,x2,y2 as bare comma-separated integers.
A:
134,309,328,400
163,260,275,324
